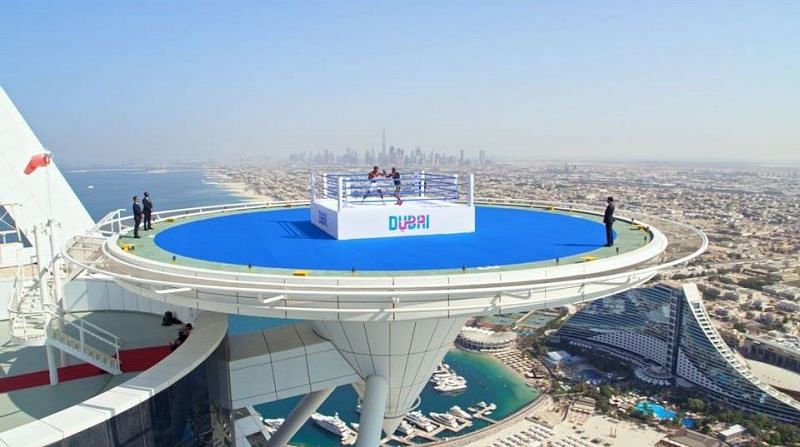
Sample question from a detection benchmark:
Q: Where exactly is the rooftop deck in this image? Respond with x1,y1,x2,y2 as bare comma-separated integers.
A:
0,311,177,432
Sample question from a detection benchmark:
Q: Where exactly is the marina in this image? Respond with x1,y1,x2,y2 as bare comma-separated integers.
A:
268,400,499,446
255,348,540,446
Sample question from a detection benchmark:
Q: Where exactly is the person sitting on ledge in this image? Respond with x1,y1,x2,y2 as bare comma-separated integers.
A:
170,323,193,351
161,311,183,326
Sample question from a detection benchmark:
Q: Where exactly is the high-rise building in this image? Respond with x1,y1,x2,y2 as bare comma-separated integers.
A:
556,283,800,423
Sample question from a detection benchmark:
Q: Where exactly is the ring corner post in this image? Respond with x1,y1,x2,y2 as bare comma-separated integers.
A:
310,173,317,203
337,177,345,211
468,173,475,207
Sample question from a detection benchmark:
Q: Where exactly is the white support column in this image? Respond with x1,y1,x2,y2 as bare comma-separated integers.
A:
266,388,334,447
46,345,59,385
47,219,69,367
356,375,388,447
313,316,468,436
310,174,317,202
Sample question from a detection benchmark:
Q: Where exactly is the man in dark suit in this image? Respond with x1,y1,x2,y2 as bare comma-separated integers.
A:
132,195,142,239
143,191,153,230
603,196,615,247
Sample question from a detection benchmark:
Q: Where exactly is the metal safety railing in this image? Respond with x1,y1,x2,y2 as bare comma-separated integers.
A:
7,248,48,343
83,200,307,239
48,303,122,364
90,208,126,236
312,171,474,209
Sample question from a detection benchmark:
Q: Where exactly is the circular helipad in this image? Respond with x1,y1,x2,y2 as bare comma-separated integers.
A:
153,206,612,271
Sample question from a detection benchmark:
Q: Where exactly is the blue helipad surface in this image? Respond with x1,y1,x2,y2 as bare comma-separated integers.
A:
154,206,610,271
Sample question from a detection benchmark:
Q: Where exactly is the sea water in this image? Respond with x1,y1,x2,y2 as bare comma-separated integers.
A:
64,168,540,446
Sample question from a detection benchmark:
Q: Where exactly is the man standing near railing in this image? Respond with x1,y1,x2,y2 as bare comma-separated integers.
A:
142,191,154,230
132,195,142,239
604,196,615,247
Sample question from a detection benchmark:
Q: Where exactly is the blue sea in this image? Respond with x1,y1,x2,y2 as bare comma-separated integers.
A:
64,167,539,446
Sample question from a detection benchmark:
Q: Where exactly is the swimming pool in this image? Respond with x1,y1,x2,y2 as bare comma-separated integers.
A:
634,401,696,427
634,401,675,420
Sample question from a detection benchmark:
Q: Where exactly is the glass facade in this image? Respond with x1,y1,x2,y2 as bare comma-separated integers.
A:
557,283,800,423
675,290,800,422
557,285,675,367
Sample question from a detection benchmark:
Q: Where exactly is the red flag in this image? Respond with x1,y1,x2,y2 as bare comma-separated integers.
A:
23,153,50,175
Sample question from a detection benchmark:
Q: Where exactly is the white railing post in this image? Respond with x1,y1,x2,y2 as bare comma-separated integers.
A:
322,174,328,199
47,219,65,308
469,173,475,207
453,174,459,201
420,170,426,198
79,324,85,352
338,177,344,211
310,174,317,202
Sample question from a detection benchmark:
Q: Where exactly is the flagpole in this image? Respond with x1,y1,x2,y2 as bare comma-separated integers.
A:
44,150,53,219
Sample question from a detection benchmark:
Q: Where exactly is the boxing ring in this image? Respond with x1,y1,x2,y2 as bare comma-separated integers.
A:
310,171,475,240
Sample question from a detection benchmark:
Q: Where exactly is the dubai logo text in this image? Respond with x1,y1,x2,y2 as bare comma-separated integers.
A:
388,215,430,232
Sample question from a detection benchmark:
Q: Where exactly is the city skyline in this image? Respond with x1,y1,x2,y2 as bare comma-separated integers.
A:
2,2,799,166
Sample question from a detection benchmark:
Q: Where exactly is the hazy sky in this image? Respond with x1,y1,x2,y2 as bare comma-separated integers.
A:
1,1,798,165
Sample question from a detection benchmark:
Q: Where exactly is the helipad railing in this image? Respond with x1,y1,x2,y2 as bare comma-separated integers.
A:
77,198,671,286
61,199,707,319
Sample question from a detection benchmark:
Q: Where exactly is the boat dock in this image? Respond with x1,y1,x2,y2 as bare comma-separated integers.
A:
375,401,494,446
472,406,498,424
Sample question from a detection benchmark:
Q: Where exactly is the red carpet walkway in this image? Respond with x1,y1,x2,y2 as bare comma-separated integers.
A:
0,345,171,393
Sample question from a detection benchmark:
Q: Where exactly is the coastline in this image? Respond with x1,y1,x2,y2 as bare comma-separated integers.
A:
429,348,544,446
428,394,550,446
202,168,269,201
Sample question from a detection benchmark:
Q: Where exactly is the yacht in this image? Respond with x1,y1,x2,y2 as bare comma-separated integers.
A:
434,378,468,392
405,411,437,432
433,363,451,375
449,405,472,420
311,412,357,445
395,420,415,436
429,412,460,430
262,418,285,434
